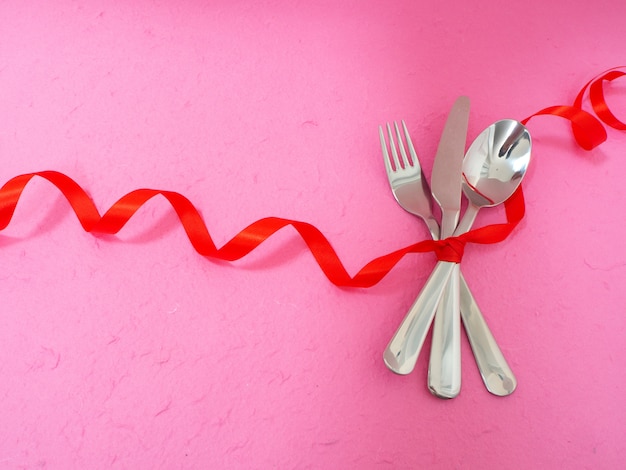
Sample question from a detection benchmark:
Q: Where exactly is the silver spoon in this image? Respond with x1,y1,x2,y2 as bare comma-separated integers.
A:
429,119,531,397
383,120,531,391
455,119,531,234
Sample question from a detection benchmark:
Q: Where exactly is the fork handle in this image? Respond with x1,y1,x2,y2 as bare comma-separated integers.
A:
383,261,455,375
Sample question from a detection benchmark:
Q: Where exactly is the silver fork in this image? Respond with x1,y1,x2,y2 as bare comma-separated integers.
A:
379,121,517,396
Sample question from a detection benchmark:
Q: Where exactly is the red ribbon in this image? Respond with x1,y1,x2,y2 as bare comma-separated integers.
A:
0,68,624,287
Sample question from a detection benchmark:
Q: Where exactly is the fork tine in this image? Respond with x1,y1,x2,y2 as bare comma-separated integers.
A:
379,125,395,177
401,120,422,172
393,121,412,169
385,123,403,171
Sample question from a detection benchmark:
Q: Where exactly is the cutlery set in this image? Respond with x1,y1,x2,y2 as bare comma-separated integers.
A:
379,97,532,398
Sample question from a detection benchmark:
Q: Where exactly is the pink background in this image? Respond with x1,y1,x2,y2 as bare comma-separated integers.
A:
1,1,625,468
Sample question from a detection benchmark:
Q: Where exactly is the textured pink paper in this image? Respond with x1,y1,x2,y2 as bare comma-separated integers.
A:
1,1,625,468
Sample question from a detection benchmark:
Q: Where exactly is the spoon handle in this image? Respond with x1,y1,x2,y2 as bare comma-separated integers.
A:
459,277,517,396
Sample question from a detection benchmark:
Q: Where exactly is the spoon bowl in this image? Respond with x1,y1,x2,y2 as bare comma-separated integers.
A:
462,119,531,209
454,119,531,234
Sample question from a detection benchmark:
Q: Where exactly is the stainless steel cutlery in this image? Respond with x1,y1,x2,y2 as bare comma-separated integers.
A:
379,101,531,397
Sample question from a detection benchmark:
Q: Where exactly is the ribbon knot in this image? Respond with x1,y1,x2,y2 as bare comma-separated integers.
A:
433,237,466,263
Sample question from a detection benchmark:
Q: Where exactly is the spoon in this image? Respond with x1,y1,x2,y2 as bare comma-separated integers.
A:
428,119,531,397
455,119,531,234
383,120,532,386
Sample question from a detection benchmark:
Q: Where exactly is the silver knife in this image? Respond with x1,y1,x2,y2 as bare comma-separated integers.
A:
428,96,470,398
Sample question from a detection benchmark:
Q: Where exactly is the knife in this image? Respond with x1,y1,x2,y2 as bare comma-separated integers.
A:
428,96,470,398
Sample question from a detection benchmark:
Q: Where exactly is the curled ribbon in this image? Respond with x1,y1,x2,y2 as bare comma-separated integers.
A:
0,68,623,287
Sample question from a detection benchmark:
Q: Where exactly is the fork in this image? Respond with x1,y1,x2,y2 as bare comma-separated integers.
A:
379,121,517,396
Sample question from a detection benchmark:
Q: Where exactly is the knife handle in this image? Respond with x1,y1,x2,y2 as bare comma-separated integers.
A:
427,203,479,395
428,263,462,398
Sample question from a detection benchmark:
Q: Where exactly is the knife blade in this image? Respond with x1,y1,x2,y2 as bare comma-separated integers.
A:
428,96,470,398
430,96,470,238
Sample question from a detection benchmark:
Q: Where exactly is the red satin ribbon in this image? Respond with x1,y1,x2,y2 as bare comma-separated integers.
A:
0,68,623,287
